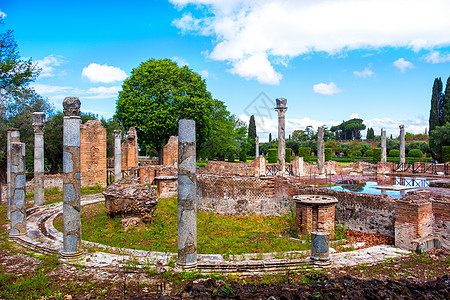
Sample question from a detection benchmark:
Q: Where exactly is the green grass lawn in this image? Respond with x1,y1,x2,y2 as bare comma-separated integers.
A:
54,197,310,255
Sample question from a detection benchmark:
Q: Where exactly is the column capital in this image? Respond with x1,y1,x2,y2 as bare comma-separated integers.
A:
63,97,81,117
113,130,122,139
32,112,46,134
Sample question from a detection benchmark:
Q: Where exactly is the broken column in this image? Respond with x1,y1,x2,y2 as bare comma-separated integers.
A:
177,119,197,267
399,124,405,165
317,126,325,175
7,129,20,220
62,97,82,255
381,129,387,162
255,136,259,157
275,98,287,175
9,142,26,236
114,130,122,182
32,112,46,206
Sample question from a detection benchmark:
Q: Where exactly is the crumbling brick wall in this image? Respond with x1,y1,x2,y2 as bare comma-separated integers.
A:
137,165,177,198
80,120,107,187
162,136,178,167
121,127,139,171
204,161,258,177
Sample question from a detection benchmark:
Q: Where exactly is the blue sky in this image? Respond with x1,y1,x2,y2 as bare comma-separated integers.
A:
2,0,450,142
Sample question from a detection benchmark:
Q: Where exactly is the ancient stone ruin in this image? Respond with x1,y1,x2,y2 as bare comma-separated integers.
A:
80,120,107,187
121,127,139,171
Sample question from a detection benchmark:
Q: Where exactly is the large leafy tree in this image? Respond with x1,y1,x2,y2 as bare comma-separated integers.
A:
116,59,214,159
331,118,366,140
429,122,450,159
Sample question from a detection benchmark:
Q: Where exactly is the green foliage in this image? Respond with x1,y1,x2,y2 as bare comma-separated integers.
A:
269,133,272,143
298,147,311,162
365,149,373,157
366,127,375,139
325,140,342,154
100,117,123,158
359,142,371,154
285,148,292,163
442,146,450,163
226,151,235,162
406,141,429,155
354,150,362,157
429,122,450,160
116,58,214,157
442,77,450,125
330,118,366,140
239,147,247,162
325,148,332,161
408,149,423,158
429,77,443,133
389,149,400,157
268,148,278,163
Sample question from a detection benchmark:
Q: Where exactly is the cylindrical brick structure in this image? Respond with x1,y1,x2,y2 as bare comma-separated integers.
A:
114,130,122,182
177,119,197,267
62,97,82,255
7,129,20,220
275,98,287,176
381,129,387,162
399,124,405,165
10,142,27,236
32,112,46,206
317,126,325,175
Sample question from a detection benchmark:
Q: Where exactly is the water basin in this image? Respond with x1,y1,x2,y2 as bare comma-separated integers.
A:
330,181,418,198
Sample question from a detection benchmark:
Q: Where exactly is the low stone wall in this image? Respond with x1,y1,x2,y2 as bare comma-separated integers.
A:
204,160,258,177
26,174,63,191
136,165,177,198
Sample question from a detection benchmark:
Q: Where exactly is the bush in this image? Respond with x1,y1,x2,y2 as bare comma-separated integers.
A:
443,146,450,163
389,149,400,157
226,152,235,162
354,150,362,157
325,148,332,161
365,149,373,157
298,147,311,162
239,149,247,162
268,148,278,163
285,148,292,163
408,149,423,158
373,148,381,162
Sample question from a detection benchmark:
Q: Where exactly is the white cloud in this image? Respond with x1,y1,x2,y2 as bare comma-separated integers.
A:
200,69,209,79
423,51,450,64
0,11,6,18
171,56,189,66
353,67,375,78
171,0,450,83
229,54,282,85
84,86,121,99
36,55,64,77
82,63,127,83
365,117,427,138
350,113,359,119
313,82,342,96
31,84,121,102
393,58,415,72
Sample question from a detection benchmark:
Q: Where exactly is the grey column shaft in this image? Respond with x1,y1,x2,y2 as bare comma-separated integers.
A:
255,136,259,157
317,126,325,175
62,97,82,254
381,129,387,162
32,112,46,206
114,130,122,182
399,125,405,164
177,119,197,267
7,129,20,220
10,142,26,236
276,98,287,176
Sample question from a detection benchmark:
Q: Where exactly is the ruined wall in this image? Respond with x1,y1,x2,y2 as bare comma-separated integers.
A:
162,136,178,167
204,160,259,177
137,165,177,198
121,127,139,171
80,120,107,187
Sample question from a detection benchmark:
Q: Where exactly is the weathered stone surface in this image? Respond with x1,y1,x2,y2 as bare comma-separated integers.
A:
80,120,107,187
63,96,81,116
10,142,27,236
121,127,139,171
275,98,287,175
399,124,405,164
114,130,122,182
381,129,387,162
163,136,178,167
103,177,158,223
317,126,325,175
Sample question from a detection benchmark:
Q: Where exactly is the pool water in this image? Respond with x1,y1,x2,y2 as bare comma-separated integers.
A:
330,181,417,198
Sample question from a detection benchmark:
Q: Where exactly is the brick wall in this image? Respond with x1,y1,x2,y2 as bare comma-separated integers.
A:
162,136,178,167
80,120,106,187
204,160,259,177
121,127,139,171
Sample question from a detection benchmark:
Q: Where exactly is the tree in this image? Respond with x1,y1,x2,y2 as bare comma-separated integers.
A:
366,128,375,139
441,76,450,125
429,77,442,133
116,59,213,160
331,118,366,140
429,122,450,160
247,115,256,155
269,133,272,143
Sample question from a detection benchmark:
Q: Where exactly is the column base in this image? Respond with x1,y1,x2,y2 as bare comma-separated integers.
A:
59,249,84,262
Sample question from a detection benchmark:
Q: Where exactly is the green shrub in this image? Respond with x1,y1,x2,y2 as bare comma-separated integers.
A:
325,148,332,161
443,146,450,163
365,149,373,157
298,147,311,162
373,148,381,162
239,149,247,162
226,152,235,162
354,150,362,157
388,149,400,157
285,148,292,163
268,148,278,163
408,149,423,158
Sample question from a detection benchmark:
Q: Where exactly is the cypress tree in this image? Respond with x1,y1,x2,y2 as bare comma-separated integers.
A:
429,77,442,132
269,133,272,143
248,115,256,140
441,76,450,125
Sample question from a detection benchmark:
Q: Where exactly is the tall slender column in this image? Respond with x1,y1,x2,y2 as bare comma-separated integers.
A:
10,142,26,236
275,98,287,176
32,112,46,206
381,129,387,162
7,129,20,220
113,130,122,182
399,125,405,164
62,97,82,255
255,136,259,157
317,126,325,175
177,119,197,267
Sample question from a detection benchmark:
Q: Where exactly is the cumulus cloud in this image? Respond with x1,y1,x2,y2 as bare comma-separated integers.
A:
200,69,209,79
82,63,127,83
0,11,6,18
170,0,450,83
31,84,121,101
353,67,375,78
423,51,450,64
350,113,360,119
393,58,415,72
171,56,189,66
229,54,282,85
313,82,342,96
36,55,64,77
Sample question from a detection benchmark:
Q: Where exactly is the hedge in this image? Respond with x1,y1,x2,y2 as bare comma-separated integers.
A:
373,148,381,162
365,149,373,157
298,147,311,162
226,152,235,162
389,149,400,157
408,149,423,158
325,148,332,161
268,148,278,163
286,148,292,163
443,146,450,163
239,149,247,162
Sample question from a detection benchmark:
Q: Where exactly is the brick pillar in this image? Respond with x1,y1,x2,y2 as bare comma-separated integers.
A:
32,112,46,206
7,129,20,220
80,120,107,187
114,130,122,182
275,98,287,176
62,97,82,255
9,142,26,236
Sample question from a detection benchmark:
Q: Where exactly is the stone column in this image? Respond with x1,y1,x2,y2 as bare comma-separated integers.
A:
62,97,82,255
317,126,325,175
381,129,387,162
399,124,405,164
32,112,46,206
255,136,259,157
7,129,20,220
275,98,287,176
177,119,197,267
114,130,122,182
9,142,26,236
